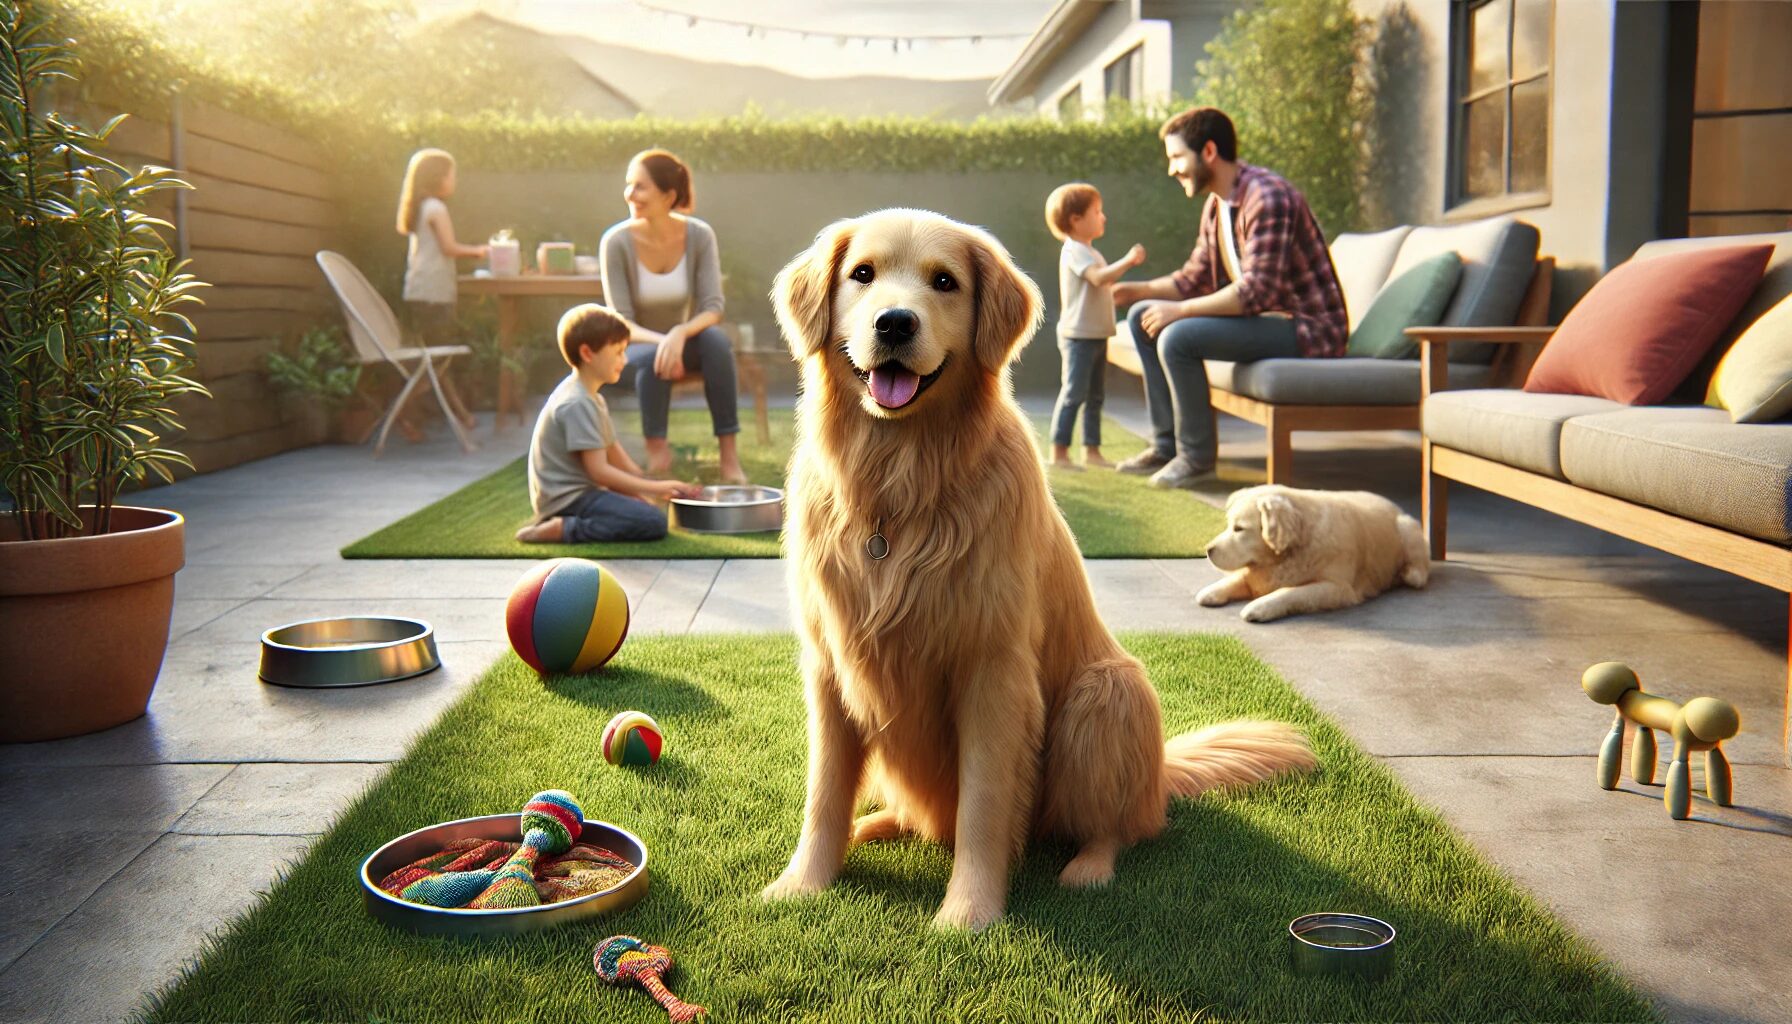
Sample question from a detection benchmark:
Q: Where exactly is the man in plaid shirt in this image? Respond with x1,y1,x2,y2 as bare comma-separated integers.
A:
1113,107,1348,488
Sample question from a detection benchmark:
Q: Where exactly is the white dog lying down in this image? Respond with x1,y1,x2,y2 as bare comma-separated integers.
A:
1199,484,1430,622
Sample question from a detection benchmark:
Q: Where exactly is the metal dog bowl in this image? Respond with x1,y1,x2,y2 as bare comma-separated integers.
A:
1288,913,1396,981
669,485,783,534
259,616,440,688
360,813,648,937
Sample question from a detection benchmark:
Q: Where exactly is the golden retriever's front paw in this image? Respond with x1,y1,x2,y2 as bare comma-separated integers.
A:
1240,599,1287,623
932,890,1003,932
761,868,830,902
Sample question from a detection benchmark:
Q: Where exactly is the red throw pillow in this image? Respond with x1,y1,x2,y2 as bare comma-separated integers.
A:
1524,244,1773,404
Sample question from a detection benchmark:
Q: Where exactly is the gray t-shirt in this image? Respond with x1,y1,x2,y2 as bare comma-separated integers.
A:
528,373,618,520
1057,239,1116,339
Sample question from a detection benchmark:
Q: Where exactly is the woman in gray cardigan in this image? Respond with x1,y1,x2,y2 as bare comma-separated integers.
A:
600,149,745,483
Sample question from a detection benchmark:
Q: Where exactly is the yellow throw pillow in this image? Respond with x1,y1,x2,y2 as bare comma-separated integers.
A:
1708,293,1792,422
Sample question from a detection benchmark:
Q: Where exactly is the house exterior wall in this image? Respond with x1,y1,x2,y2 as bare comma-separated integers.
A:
1353,0,1687,316
1030,2,1170,118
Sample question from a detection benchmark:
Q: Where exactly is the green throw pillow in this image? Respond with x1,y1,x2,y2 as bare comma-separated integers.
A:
1347,252,1464,359
1706,292,1792,422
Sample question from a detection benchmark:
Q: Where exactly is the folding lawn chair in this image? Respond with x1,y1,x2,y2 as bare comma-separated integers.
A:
315,250,477,456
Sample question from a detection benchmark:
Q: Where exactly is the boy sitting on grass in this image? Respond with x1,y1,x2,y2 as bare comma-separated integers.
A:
516,304,702,544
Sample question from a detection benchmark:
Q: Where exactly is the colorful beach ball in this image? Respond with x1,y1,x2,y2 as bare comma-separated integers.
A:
602,711,663,767
506,558,630,675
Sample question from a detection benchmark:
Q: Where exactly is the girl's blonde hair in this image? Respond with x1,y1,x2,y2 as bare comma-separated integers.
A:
397,148,456,235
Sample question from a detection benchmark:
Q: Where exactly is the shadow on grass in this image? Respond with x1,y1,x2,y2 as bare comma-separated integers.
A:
544,664,730,722
838,797,1654,1022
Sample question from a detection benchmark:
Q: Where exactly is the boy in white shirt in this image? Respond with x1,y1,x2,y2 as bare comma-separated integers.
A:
1045,183,1145,470
515,304,701,544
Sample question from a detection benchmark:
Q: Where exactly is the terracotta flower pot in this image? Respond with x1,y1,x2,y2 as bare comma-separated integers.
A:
0,506,184,742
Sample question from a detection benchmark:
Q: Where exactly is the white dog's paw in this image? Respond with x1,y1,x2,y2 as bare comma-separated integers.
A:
1196,584,1232,607
1240,599,1286,623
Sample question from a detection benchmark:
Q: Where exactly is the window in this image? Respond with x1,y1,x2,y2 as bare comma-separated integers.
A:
1057,84,1083,121
1104,45,1143,106
1451,0,1552,207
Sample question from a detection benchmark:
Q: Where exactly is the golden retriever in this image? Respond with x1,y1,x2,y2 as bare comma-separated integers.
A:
760,209,1315,931
1200,485,1430,623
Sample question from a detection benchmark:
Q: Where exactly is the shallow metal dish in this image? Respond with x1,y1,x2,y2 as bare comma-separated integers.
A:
1288,912,1396,981
360,814,648,937
259,616,440,688
670,484,783,534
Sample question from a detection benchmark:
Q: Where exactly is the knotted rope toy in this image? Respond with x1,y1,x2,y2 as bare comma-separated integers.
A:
1583,662,1741,820
593,935,707,1022
399,790,583,908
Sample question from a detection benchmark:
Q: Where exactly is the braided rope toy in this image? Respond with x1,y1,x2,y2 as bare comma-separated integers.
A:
400,790,583,908
593,935,707,1022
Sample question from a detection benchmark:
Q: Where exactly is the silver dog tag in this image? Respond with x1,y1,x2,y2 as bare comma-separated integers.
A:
867,519,889,560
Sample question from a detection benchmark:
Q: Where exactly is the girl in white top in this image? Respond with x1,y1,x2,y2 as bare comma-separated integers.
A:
397,148,488,339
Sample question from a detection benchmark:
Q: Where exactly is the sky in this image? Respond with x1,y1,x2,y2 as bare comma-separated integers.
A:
420,0,1059,80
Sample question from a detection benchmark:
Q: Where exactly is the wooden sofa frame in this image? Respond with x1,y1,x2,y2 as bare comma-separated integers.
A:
1416,328,1792,764
1107,258,1555,484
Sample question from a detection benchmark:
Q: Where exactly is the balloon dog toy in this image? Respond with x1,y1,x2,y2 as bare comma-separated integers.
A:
1582,662,1740,820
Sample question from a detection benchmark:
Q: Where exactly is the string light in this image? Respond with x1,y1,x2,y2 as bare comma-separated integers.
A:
630,1,1031,48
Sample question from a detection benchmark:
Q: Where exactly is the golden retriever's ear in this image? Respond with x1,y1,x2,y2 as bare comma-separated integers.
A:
773,220,854,359
1256,493,1303,553
967,228,1043,373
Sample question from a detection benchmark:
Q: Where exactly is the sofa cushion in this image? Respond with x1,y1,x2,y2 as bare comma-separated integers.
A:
1329,226,1412,332
1560,407,1792,543
1348,253,1463,358
1524,244,1772,405
1385,217,1541,363
1708,294,1792,423
1423,389,1623,479
1210,358,1496,406
1634,231,1792,402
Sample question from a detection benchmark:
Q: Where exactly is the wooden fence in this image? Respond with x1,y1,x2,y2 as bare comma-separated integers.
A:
78,92,344,474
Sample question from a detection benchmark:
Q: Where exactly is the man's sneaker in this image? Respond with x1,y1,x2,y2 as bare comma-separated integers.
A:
1114,447,1173,475
1148,454,1215,489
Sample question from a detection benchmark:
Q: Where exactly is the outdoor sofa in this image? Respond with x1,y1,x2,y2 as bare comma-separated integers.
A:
1108,215,1553,483
1416,231,1792,763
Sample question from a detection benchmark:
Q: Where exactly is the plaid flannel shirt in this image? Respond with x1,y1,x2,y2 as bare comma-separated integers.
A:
1168,163,1348,358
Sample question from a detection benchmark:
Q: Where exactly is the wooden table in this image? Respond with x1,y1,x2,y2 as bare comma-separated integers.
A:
458,273,606,430
458,273,774,441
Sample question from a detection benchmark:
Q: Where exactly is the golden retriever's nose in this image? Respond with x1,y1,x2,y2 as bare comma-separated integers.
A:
874,307,919,345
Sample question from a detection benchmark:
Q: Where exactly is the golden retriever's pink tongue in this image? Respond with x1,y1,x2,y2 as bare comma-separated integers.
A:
869,365,920,409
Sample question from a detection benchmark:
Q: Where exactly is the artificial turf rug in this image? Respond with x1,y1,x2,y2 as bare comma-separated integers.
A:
340,409,1229,560
141,634,1654,1024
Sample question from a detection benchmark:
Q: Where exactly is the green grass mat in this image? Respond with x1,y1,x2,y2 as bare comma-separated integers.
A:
142,634,1652,1024
341,409,1227,559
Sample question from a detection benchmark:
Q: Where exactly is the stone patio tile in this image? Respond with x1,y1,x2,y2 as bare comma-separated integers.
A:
1385,754,1792,1024
0,640,508,768
632,560,722,634
172,762,389,836
173,564,311,600
177,596,508,647
0,765,231,973
0,833,304,1024
167,598,249,641
686,559,792,632
267,559,546,600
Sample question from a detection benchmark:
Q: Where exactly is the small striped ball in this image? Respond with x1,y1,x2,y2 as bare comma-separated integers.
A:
602,711,663,767
506,559,630,675
522,789,584,854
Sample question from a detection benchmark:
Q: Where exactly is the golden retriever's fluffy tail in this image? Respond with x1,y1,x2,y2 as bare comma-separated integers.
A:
1162,721,1316,800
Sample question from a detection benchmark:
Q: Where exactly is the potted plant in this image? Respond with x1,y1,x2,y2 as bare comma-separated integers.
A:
0,1,209,742
265,325,370,442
